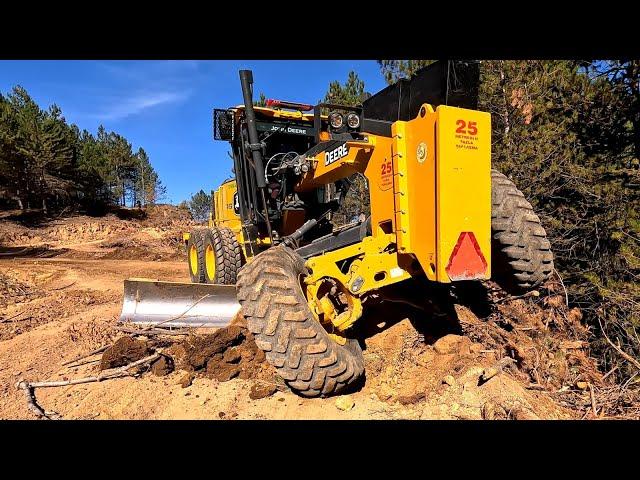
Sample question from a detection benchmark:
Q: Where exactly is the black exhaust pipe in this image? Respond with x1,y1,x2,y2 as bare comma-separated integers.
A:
239,70,267,188
239,70,273,241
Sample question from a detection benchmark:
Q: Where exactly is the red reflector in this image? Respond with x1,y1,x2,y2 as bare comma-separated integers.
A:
445,232,488,281
266,99,313,111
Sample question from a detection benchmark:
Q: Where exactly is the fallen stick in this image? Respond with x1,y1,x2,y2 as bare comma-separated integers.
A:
16,380,48,418
66,358,102,369
589,383,598,417
34,352,161,388
554,268,569,307
494,290,539,304
16,352,161,419
481,357,517,383
116,325,189,336
601,366,619,381
598,318,640,371
61,345,110,366
0,311,30,323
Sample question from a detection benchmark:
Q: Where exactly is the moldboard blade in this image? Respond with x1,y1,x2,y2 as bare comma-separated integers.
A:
119,279,240,328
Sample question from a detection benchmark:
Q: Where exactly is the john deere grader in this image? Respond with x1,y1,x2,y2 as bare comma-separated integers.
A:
120,62,554,397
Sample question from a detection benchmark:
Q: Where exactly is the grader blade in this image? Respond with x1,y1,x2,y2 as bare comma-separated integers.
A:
119,279,240,328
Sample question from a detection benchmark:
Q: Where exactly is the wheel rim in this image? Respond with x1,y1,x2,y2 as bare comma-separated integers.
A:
189,244,198,276
303,277,355,346
205,244,216,281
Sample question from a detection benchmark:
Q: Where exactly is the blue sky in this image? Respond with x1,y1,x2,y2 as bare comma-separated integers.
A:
0,60,388,204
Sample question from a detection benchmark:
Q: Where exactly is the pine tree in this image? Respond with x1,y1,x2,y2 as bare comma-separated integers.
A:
188,189,211,222
324,71,367,106
378,60,435,85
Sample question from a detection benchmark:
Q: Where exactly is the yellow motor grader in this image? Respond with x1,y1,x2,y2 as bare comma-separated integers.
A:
120,61,553,397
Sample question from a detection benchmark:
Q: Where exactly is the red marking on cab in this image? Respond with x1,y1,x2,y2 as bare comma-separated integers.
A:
445,232,487,281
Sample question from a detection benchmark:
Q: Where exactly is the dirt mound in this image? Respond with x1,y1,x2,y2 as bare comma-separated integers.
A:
99,238,173,261
1,272,117,342
0,272,41,310
0,204,193,261
100,336,152,370
362,315,570,419
169,326,275,385
141,204,193,229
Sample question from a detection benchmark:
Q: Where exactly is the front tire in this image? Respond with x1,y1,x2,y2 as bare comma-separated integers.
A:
236,246,364,398
491,169,554,292
187,229,206,284
203,227,242,285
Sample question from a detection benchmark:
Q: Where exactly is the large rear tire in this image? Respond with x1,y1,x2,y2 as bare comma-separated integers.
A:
491,169,554,292
187,229,206,284
236,246,364,398
203,227,242,285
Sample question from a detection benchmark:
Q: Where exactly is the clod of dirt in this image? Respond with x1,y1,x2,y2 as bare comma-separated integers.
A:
433,334,471,355
100,336,151,370
223,348,241,364
249,382,278,400
175,326,274,384
208,362,240,382
178,372,194,388
397,392,426,405
181,326,246,370
151,354,174,376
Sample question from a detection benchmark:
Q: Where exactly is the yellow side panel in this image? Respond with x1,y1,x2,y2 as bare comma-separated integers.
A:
363,136,396,237
213,180,241,232
392,107,438,280
435,105,491,282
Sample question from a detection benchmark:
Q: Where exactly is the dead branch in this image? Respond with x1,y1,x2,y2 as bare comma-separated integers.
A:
116,325,190,336
66,358,101,369
554,268,569,307
33,352,161,389
16,380,49,419
16,352,162,419
589,383,598,417
481,357,517,382
61,345,110,366
494,290,540,304
598,318,640,371
0,311,29,323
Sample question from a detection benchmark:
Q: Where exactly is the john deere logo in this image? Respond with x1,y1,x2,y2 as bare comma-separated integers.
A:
233,192,240,215
324,144,349,166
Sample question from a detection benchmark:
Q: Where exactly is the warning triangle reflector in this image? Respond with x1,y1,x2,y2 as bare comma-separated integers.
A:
445,232,488,281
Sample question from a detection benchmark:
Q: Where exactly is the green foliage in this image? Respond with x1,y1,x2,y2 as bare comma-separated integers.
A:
476,60,640,378
324,71,368,106
188,189,211,222
378,60,436,85
0,85,163,213
254,92,267,107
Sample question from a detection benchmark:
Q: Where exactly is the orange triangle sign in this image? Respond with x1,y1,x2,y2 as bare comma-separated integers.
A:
445,232,488,281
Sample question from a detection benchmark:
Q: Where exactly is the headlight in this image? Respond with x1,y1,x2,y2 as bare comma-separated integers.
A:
347,112,360,129
329,111,344,129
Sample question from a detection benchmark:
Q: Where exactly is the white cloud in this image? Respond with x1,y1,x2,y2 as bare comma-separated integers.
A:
93,90,190,121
